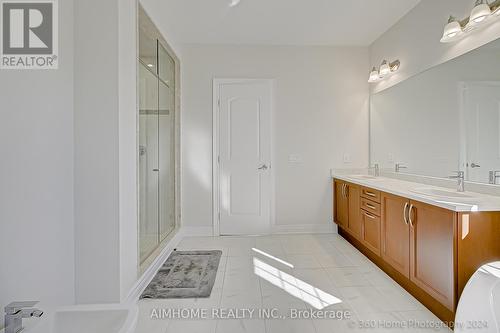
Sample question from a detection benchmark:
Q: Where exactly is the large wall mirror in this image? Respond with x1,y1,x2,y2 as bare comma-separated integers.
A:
370,37,500,185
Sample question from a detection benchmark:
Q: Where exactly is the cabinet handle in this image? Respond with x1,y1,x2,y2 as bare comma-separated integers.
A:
341,184,345,197
364,191,376,197
408,204,415,228
365,203,376,210
403,202,409,225
364,212,377,219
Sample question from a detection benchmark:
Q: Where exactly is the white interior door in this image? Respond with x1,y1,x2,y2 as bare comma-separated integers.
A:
216,80,272,235
462,82,500,183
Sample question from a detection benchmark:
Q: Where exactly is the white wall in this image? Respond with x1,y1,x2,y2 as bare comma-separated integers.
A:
0,0,75,320
74,0,138,303
118,0,139,301
181,45,369,233
370,0,500,94
139,0,182,58
74,0,120,304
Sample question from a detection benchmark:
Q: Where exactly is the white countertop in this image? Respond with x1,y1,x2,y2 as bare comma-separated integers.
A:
332,173,500,212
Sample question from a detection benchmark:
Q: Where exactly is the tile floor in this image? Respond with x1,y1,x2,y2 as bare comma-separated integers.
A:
135,233,452,333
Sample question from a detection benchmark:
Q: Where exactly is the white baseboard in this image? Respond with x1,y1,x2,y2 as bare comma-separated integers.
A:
180,224,338,236
125,229,184,303
271,223,337,234
182,226,214,237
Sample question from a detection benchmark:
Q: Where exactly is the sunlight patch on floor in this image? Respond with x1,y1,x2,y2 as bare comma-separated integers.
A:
253,257,342,309
252,248,294,268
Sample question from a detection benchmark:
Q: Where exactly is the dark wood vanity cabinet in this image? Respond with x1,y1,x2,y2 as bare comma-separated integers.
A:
381,193,410,278
408,200,456,311
347,185,362,239
333,178,500,323
334,180,362,238
456,211,500,296
359,187,381,256
360,209,381,256
334,180,349,228
380,193,455,309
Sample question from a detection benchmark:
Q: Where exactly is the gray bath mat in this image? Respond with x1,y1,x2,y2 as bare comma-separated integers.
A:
140,250,222,299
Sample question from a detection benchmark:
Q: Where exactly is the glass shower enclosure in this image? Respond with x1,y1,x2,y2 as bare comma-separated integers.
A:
138,25,176,264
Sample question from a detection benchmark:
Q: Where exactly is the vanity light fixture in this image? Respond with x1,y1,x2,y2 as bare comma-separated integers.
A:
368,67,380,83
367,60,400,83
495,3,500,14
379,60,391,77
441,0,500,43
470,0,492,24
440,16,464,42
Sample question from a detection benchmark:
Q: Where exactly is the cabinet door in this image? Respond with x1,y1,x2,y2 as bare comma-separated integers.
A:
334,180,348,228
347,184,362,238
409,200,456,310
381,193,410,278
361,210,381,256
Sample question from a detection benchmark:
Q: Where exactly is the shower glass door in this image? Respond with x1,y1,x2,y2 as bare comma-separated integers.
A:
138,26,176,264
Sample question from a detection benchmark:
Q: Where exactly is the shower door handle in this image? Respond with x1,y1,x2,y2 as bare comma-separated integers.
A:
153,169,160,172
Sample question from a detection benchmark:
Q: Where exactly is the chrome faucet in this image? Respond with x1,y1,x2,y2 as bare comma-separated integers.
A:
4,301,43,333
395,163,407,173
369,163,380,177
449,171,465,192
490,171,500,185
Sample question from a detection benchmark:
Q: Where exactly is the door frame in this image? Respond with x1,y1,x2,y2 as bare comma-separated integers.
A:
212,78,276,236
458,81,500,182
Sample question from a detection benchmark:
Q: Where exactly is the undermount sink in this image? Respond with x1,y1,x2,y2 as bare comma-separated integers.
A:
410,187,473,199
347,175,379,180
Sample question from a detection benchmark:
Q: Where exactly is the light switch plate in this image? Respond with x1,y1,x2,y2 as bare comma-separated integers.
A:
343,153,351,163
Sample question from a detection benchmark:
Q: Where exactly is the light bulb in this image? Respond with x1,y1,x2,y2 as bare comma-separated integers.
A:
379,60,390,77
440,17,463,42
470,0,491,25
368,67,380,83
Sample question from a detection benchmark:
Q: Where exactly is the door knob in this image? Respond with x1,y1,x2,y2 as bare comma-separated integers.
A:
258,164,268,170
470,163,481,168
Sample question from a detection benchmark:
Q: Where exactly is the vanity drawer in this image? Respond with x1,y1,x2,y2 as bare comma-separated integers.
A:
361,210,381,256
361,198,381,216
361,187,381,202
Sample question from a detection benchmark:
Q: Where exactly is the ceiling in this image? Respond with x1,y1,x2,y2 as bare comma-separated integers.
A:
141,0,421,46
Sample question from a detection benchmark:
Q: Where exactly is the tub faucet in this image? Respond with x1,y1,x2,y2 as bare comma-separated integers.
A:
4,301,43,333
449,171,465,192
